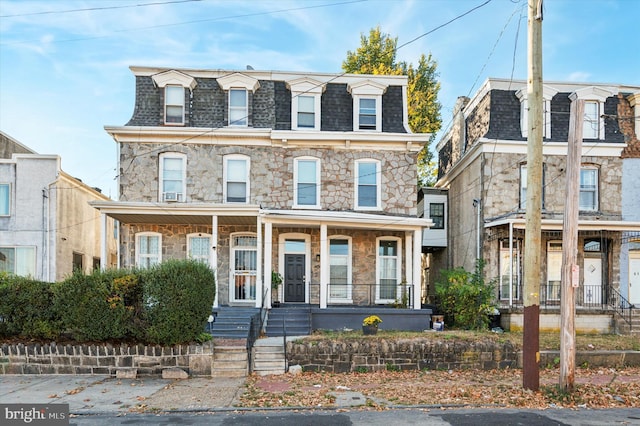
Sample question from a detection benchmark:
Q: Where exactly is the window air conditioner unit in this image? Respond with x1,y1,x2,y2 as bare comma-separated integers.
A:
163,192,182,202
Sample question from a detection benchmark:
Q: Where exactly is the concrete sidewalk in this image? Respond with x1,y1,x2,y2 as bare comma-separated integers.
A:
0,375,246,414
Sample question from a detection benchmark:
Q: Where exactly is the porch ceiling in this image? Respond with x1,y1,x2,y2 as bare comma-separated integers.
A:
485,218,640,232
105,212,256,226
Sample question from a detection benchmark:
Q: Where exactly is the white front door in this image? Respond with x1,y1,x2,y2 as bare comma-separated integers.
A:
583,257,602,305
629,255,640,305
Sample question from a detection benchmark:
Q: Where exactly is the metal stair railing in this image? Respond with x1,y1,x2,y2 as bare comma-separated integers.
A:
247,286,270,375
609,287,633,332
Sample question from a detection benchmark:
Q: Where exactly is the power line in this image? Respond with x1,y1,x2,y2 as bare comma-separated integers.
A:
0,0,203,18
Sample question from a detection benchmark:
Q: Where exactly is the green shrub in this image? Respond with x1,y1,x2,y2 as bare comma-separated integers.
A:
435,260,495,330
142,259,216,345
0,273,59,339
55,268,143,341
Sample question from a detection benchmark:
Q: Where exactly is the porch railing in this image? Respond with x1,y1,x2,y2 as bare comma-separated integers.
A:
246,286,269,374
499,283,613,309
307,283,415,307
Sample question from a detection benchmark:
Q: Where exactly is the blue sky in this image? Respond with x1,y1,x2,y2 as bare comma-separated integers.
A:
1,0,638,198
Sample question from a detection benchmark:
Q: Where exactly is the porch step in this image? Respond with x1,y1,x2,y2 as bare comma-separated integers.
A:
265,306,312,337
209,307,261,339
212,346,248,377
614,309,640,335
252,338,286,376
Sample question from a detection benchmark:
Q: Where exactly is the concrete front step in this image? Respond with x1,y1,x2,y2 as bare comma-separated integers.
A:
213,346,248,377
252,337,287,375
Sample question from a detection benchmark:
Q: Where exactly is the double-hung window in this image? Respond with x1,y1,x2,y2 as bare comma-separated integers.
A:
188,233,211,264
516,86,557,138
229,89,248,126
583,101,600,139
377,238,400,303
231,234,257,301
296,96,316,128
294,157,320,208
579,167,598,211
0,183,9,216
329,237,351,302
164,85,185,124
358,98,377,130
355,159,380,210
224,155,249,203
429,203,445,229
546,241,562,301
159,152,186,202
0,246,36,277
136,233,161,268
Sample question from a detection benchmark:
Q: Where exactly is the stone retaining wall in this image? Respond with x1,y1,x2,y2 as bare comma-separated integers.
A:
287,338,519,372
0,341,214,376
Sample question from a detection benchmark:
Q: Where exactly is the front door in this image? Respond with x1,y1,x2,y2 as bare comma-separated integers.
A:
629,255,640,305
285,253,306,302
583,257,602,305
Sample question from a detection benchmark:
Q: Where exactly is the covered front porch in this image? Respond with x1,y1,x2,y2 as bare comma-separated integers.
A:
91,201,431,311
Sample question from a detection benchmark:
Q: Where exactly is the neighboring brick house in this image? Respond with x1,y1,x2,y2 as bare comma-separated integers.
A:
0,131,117,281
91,66,431,314
435,78,640,333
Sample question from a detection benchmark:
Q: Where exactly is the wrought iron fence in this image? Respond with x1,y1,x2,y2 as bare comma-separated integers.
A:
307,282,415,307
499,283,612,309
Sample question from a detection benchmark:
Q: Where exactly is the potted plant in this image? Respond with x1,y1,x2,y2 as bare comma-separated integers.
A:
362,315,382,335
271,271,283,307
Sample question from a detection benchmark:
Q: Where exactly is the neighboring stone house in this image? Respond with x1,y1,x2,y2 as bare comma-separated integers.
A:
0,131,117,281
434,78,640,333
92,66,431,314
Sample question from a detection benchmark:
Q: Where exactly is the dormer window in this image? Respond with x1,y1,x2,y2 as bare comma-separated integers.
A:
165,85,185,124
358,98,377,130
287,77,325,130
569,86,616,140
217,73,260,128
229,89,248,126
347,79,387,132
151,70,197,126
516,86,557,138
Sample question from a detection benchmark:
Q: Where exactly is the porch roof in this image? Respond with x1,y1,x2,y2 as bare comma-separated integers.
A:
90,201,433,230
485,217,640,232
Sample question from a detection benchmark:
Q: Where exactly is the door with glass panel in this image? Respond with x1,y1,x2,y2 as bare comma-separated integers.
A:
329,239,350,302
231,235,257,302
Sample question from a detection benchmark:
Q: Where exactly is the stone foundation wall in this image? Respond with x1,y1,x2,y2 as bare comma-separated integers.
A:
287,338,518,373
0,342,214,376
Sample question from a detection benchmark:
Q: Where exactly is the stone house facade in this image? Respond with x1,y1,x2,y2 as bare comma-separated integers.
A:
92,66,431,310
434,78,640,331
0,131,117,281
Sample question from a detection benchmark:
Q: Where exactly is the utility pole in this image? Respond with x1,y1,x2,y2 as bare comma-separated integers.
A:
523,0,543,391
560,98,584,392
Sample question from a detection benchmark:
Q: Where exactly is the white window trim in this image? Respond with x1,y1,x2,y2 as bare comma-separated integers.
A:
158,152,187,203
223,154,250,204
546,240,562,301
187,233,212,265
151,70,196,126
0,183,10,216
135,232,162,268
376,236,401,304
516,86,557,138
164,85,185,125
229,232,258,303
0,246,36,277
292,94,321,130
353,95,382,131
582,100,602,140
278,232,311,305
328,236,353,304
293,156,321,209
579,166,599,212
228,88,248,127
355,159,381,211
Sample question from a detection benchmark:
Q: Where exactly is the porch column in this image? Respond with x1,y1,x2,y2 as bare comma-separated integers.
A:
413,228,422,310
264,221,273,308
211,215,219,308
100,213,108,270
320,223,328,309
256,216,263,308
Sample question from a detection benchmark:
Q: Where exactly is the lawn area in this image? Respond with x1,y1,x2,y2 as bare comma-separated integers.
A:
306,329,640,351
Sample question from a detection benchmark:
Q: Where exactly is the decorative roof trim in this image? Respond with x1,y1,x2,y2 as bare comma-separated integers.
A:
152,70,197,90
347,79,388,96
286,77,326,94
216,73,260,92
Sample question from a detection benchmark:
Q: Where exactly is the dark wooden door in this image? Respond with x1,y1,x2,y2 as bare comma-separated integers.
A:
284,254,305,302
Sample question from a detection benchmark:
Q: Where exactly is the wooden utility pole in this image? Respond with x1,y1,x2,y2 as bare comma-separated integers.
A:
560,98,584,392
523,0,543,391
